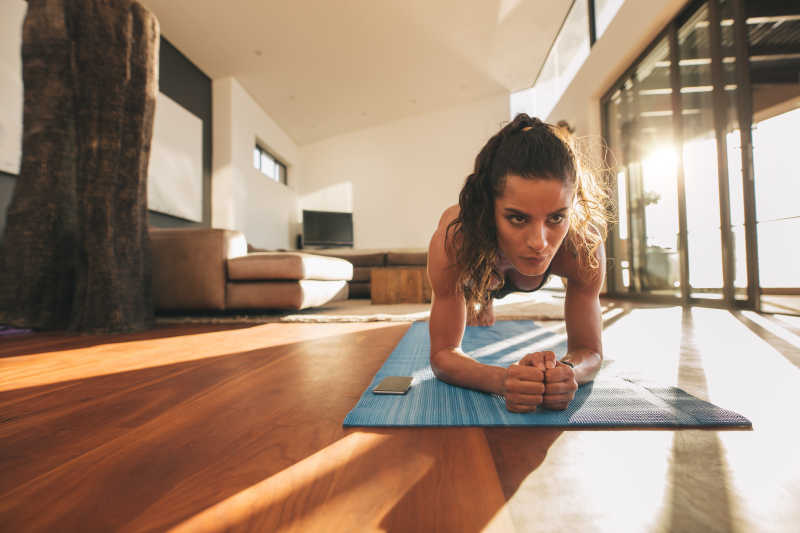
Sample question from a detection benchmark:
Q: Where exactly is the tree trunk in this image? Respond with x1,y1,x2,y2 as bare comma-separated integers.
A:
0,0,158,333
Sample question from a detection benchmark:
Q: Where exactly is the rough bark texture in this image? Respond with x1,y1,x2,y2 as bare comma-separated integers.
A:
0,0,159,333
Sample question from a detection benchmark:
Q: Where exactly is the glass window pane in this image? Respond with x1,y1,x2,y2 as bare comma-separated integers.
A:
261,152,274,178
535,43,559,119
732,224,747,291
556,0,590,90
679,4,724,297
632,36,681,296
753,108,800,223
594,0,625,40
616,170,627,240
719,0,748,300
747,1,800,303
254,147,261,170
279,163,287,184
604,88,630,291
532,0,590,119
605,34,680,297
757,219,800,288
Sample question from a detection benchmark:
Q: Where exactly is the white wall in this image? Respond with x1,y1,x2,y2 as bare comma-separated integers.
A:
300,92,509,249
212,77,301,249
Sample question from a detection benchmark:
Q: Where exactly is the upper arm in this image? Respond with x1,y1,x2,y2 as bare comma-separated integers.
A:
560,244,605,356
427,206,467,357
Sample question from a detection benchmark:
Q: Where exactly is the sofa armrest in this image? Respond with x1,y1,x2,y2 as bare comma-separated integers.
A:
150,228,247,310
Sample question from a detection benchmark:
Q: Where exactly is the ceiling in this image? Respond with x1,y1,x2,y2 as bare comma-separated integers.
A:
138,0,572,145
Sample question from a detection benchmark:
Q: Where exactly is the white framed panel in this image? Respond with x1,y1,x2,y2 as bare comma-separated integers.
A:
0,0,26,175
147,92,203,222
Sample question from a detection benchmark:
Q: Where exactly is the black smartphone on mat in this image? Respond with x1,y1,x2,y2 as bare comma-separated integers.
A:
372,376,413,395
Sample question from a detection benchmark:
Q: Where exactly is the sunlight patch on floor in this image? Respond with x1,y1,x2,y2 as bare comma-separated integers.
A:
600,306,684,384
168,431,433,533
654,308,800,531
0,322,402,392
508,430,674,531
742,311,800,350
470,321,566,360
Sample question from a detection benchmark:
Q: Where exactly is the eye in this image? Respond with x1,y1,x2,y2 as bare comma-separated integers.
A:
506,214,527,225
548,214,566,224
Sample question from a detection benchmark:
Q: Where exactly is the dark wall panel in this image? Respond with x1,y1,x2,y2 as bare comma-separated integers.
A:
0,171,15,238
152,36,212,228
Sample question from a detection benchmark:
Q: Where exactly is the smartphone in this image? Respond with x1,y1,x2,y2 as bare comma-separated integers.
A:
372,376,413,395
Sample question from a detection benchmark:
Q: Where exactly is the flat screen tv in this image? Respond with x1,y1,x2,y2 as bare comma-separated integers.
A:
302,210,353,248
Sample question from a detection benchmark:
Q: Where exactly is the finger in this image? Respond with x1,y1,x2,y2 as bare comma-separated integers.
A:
542,399,571,411
520,352,553,371
506,400,537,413
544,381,578,395
544,391,574,403
507,392,544,406
545,366,575,383
518,352,544,370
506,380,546,396
509,365,544,382
543,393,574,410
542,351,557,369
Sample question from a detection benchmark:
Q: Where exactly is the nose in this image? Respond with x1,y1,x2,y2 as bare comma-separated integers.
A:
526,221,547,252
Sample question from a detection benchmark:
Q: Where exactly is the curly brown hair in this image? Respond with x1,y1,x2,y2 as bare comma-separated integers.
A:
446,113,609,321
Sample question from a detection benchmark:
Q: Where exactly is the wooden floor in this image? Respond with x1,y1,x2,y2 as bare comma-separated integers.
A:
1,302,799,532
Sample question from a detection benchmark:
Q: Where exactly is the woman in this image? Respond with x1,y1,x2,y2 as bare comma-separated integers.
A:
426,113,609,413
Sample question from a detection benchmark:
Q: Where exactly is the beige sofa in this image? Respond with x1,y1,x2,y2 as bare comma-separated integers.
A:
150,228,352,311
311,248,428,298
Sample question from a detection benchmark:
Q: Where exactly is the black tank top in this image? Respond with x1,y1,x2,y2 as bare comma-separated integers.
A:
489,264,553,300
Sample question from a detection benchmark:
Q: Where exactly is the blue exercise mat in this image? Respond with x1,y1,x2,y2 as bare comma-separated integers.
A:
343,320,751,428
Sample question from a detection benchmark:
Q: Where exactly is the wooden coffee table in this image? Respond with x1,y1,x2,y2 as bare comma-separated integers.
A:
370,266,432,304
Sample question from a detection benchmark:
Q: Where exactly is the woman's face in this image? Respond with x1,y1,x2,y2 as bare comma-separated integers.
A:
493,174,574,276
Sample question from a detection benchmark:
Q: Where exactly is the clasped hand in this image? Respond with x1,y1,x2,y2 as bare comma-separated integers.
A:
503,351,578,413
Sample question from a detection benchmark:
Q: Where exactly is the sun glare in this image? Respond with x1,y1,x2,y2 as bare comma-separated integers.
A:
642,145,679,176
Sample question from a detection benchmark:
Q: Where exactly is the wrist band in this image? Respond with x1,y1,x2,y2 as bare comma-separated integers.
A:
560,360,574,368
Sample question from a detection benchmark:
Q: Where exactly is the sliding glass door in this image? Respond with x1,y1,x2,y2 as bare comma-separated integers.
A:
603,0,799,314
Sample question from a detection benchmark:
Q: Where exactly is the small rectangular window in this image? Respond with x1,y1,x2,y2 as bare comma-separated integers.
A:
254,144,287,185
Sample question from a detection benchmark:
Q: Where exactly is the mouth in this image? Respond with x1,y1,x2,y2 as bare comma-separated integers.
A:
520,255,547,264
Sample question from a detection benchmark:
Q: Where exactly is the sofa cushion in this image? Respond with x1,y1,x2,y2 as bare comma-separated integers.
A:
386,249,428,266
227,252,353,281
310,249,387,267
226,280,349,310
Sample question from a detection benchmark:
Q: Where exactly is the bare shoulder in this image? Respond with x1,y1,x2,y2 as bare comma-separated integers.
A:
429,204,460,255
550,239,605,293
427,205,461,296
437,204,460,229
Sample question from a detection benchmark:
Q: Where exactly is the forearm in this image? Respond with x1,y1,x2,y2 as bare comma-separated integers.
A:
562,348,602,385
431,348,507,395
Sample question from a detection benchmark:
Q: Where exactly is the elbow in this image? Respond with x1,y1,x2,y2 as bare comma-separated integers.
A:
429,349,449,381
